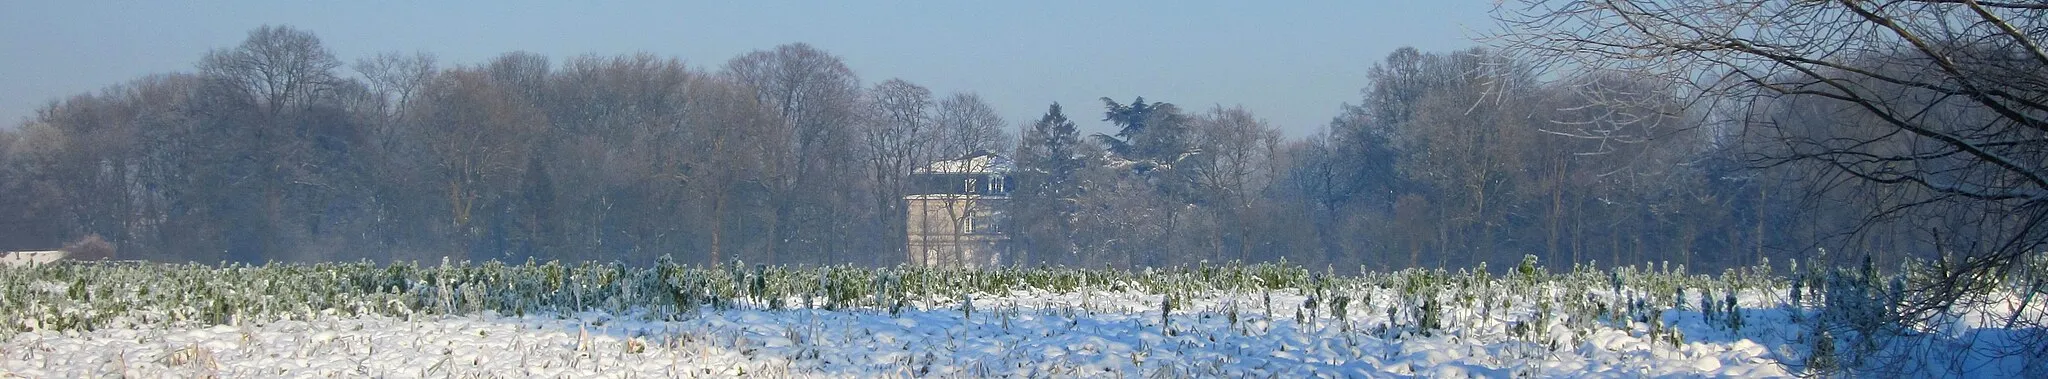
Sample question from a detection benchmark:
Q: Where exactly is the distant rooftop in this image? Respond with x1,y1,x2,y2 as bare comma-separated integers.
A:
1,250,67,268
915,150,1014,174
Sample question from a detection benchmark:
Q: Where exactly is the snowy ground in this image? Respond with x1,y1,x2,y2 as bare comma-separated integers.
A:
2,289,1803,378
9,258,2046,378
0,251,64,269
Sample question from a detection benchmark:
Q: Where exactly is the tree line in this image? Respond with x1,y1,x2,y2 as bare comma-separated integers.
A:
0,24,1986,272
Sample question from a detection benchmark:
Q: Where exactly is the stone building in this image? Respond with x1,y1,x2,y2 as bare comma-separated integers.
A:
905,151,1012,268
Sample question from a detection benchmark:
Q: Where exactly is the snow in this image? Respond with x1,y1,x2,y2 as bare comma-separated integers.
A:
902,194,1009,200
915,151,1012,174
2,288,1805,378
0,251,65,268
5,260,2044,378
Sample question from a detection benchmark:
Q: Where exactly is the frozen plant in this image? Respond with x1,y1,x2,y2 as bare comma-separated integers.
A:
1159,295,1173,336
1724,289,1741,332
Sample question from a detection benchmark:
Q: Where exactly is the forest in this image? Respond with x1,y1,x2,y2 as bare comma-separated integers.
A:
0,3,2036,277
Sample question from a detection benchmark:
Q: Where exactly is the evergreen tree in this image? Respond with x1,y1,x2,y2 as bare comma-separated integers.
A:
1094,97,1192,165
1013,103,1085,265
1020,103,1084,191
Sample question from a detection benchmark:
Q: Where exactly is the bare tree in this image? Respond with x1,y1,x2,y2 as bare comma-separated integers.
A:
0,122,73,251
407,69,545,259
1527,70,1702,267
539,53,695,263
720,43,863,264
198,25,341,118
1495,0,2048,325
1187,105,1282,261
1371,48,1542,264
935,92,1012,157
681,76,776,264
861,79,937,261
486,51,552,105
353,51,438,120
194,25,350,261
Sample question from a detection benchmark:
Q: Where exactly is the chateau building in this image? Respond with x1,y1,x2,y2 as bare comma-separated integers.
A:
904,151,1012,268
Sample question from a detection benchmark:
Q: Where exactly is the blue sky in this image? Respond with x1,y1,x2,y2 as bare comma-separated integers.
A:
0,1,1499,137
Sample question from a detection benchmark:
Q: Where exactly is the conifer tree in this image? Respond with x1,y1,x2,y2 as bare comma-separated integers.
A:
1013,103,1085,265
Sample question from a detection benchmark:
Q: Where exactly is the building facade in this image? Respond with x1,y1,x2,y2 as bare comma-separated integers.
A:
905,151,1012,268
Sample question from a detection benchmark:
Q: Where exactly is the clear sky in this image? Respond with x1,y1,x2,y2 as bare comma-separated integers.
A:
0,1,1499,137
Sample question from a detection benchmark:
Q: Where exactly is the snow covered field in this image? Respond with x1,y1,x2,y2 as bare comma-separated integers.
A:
0,260,2041,377
6,291,1791,378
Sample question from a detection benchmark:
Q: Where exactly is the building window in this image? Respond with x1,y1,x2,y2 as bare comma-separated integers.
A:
965,178,978,194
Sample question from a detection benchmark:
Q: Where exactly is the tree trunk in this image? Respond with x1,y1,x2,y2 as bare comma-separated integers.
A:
1755,183,1766,266
709,185,727,265
1549,160,1565,265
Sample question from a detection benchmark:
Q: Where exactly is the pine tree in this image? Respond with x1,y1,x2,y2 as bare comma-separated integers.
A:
1013,103,1085,265
1020,103,1084,192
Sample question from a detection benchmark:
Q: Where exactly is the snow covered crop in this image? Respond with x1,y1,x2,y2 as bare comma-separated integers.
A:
1,257,2042,377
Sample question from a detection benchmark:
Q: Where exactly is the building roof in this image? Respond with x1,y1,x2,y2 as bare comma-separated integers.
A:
915,150,1014,174
1,250,66,268
903,194,1011,200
